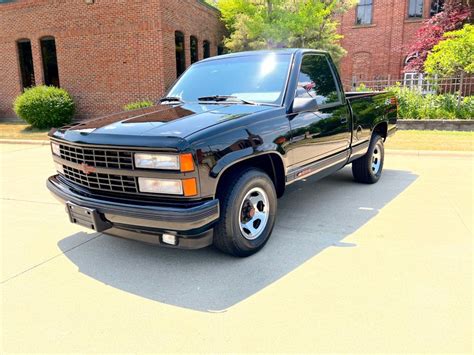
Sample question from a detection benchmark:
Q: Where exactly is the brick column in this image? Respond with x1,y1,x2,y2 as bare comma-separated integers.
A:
31,38,44,86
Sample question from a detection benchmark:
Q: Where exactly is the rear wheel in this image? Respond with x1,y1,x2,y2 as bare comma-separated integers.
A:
214,169,277,257
352,134,384,184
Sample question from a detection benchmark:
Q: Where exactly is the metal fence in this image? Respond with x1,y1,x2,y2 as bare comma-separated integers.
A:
344,73,474,96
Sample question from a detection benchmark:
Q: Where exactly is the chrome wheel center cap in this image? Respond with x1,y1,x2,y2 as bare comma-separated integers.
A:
239,187,269,240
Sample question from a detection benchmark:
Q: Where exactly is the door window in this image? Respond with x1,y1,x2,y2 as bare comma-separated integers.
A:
296,55,340,106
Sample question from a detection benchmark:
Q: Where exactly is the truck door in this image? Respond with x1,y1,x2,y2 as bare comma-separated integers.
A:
287,54,351,168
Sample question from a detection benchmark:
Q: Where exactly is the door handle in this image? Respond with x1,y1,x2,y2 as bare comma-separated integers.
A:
340,117,348,124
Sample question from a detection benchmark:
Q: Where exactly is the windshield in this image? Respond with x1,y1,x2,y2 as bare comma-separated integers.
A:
166,53,292,105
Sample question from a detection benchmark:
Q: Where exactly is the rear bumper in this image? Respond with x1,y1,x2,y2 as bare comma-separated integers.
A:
47,175,219,249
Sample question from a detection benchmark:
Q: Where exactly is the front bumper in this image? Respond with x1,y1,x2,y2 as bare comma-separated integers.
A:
47,175,219,249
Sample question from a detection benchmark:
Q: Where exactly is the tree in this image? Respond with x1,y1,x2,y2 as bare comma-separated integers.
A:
424,24,474,76
215,0,356,62
404,0,470,73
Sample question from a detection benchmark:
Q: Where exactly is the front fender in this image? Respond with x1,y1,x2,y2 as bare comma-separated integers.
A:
192,119,291,198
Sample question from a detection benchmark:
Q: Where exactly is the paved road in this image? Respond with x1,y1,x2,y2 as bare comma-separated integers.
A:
1,144,472,353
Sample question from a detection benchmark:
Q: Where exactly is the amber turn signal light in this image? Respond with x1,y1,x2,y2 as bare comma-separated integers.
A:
182,178,198,197
180,153,194,172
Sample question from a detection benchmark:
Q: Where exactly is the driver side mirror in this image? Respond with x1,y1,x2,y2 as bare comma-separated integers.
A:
292,97,319,114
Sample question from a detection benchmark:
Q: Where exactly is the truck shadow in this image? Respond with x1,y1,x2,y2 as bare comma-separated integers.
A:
58,166,417,312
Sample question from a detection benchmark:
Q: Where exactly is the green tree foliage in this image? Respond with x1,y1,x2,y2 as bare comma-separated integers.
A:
216,0,356,62
424,24,474,76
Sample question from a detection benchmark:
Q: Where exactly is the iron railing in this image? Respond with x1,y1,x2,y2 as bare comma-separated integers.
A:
345,73,474,96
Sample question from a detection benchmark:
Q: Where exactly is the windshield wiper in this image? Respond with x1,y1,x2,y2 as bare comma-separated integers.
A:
198,95,280,106
159,96,184,104
197,95,262,106
198,95,239,102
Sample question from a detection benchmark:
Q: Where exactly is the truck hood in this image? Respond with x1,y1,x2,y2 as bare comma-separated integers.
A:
51,103,276,149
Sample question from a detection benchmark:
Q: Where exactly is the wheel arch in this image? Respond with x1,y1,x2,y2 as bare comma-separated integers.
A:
214,152,286,199
372,121,388,140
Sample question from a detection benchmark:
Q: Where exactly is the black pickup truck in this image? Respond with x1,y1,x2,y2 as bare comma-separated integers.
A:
47,49,397,256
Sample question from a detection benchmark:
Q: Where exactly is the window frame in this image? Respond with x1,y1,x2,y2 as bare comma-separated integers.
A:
355,0,373,25
407,0,424,18
430,0,444,17
296,54,343,109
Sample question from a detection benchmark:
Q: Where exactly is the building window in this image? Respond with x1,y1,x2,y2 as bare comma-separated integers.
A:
430,0,444,16
356,0,373,25
408,0,423,18
203,40,210,59
40,37,60,87
17,39,35,90
175,31,185,77
190,36,198,64
217,45,224,55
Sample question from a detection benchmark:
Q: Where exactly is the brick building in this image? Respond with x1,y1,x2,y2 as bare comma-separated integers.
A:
0,0,225,119
338,0,447,89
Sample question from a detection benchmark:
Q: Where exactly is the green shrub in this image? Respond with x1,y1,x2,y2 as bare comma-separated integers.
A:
123,100,154,111
388,85,474,119
388,85,424,119
458,96,474,119
13,86,75,129
354,83,373,92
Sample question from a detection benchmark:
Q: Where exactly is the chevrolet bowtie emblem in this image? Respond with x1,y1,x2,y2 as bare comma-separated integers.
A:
80,163,96,175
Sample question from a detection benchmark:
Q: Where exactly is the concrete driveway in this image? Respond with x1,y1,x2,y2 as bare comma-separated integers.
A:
1,143,472,353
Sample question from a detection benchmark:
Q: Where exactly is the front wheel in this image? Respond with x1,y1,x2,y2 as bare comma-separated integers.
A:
214,169,277,257
352,134,385,184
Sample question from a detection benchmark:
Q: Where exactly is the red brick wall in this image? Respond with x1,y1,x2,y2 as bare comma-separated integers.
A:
160,0,225,91
338,0,432,89
0,0,224,119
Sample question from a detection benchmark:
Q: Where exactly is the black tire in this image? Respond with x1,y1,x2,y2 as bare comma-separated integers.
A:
352,134,385,184
214,169,277,257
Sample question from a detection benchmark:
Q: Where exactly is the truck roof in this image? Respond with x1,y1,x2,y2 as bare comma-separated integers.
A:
200,48,329,63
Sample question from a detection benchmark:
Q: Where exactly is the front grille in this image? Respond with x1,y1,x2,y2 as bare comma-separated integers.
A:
56,142,138,194
63,165,138,193
59,143,134,170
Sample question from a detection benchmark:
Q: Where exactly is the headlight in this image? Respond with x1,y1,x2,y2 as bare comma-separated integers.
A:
51,142,61,156
134,153,194,172
134,153,179,170
138,177,183,195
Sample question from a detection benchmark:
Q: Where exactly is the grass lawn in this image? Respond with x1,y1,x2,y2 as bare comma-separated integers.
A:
0,122,472,151
385,130,474,151
0,123,49,140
